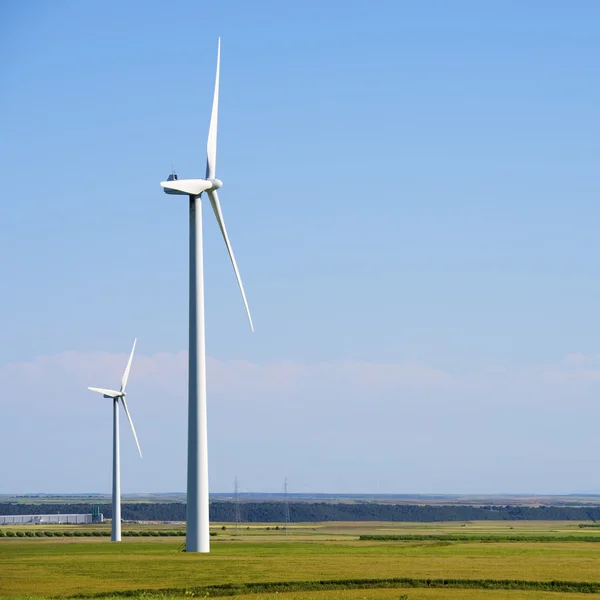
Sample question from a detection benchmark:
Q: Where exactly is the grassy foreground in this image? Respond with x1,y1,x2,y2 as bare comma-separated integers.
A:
3,521,600,599
4,592,600,600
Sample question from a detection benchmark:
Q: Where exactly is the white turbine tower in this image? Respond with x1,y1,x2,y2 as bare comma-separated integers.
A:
160,38,253,553
88,339,142,542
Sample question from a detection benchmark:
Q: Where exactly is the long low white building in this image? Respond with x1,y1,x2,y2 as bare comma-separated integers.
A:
0,513,103,525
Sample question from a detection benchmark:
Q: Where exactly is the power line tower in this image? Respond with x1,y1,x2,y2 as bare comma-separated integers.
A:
283,477,291,535
234,476,242,536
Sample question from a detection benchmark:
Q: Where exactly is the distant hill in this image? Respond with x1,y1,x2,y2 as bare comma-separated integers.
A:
2,502,600,522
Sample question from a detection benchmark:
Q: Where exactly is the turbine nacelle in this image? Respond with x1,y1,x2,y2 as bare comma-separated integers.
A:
88,387,124,399
160,177,223,197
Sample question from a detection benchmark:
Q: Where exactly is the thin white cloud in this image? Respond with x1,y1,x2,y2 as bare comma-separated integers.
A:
3,350,600,494
0,351,455,396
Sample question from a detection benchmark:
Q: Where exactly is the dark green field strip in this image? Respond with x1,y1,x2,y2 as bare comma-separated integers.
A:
360,534,600,542
0,530,199,538
65,577,600,598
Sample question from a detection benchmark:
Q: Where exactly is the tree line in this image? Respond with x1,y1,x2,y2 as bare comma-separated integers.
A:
2,502,600,522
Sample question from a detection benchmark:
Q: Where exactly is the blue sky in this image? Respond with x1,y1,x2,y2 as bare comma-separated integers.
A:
2,1,600,495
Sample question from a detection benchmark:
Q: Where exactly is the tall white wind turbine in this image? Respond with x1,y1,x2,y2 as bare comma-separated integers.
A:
160,38,253,553
88,339,142,542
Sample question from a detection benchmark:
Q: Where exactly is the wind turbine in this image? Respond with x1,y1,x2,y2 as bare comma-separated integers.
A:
88,339,142,542
160,38,253,553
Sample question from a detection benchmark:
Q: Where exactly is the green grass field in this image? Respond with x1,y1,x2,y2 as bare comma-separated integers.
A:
3,521,600,599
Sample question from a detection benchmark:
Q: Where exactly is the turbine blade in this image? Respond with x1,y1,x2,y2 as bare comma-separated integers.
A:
120,397,142,458
88,387,120,398
207,189,254,331
206,38,220,180
120,338,137,393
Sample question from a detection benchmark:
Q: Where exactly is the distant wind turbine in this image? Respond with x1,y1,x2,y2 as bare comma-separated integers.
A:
160,38,253,553
88,339,142,542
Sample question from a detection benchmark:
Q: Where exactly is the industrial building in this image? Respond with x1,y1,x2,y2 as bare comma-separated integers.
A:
0,506,103,525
